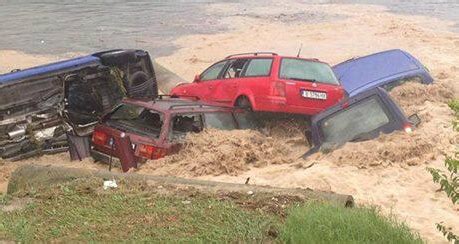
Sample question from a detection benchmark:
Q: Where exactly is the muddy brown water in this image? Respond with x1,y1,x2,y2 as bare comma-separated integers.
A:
0,0,457,58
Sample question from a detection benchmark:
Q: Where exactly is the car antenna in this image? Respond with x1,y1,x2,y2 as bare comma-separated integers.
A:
296,44,303,57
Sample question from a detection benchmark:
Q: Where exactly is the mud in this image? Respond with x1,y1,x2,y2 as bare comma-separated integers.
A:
139,128,308,177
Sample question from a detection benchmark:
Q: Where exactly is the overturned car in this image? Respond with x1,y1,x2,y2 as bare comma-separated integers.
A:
333,49,433,96
0,50,158,160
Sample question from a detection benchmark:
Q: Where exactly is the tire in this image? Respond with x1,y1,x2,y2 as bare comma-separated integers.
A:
126,71,156,98
99,50,138,66
235,96,252,111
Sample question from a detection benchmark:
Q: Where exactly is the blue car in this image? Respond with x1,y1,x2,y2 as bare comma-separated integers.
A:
0,49,158,160
333,49,433,97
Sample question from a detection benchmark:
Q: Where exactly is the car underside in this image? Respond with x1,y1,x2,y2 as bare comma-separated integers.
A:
0,49,158,160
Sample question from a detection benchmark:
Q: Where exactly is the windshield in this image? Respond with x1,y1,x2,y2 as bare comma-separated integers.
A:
205,112,236,130
280,58,339,85
106,103,163,138
319,97,390,147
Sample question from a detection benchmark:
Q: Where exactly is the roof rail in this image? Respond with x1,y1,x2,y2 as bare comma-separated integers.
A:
225,52,278,59
169,103,232,110
155,94,200,100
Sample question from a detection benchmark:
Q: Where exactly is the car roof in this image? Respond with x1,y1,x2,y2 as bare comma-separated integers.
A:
123,97,234,113
0,49,144,86
0,55,100,85
332,49,433,96
223,52,329,64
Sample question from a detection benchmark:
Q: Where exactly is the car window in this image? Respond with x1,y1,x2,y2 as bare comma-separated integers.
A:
233,111,259,129
319,97,390,147
106,104,163,138
169,113,204,142
280,58,339,85
223,59,249,79
243,58,273,77
201,61,227,81
204,112,236,130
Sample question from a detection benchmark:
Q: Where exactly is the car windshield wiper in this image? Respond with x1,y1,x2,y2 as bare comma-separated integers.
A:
286,77,317,82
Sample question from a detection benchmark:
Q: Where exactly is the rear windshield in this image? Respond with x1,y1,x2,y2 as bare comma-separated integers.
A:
106,103,163,138
280,58,339,85
319,97,390,147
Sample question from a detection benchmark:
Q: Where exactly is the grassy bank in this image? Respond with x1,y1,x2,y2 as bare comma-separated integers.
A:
281,203,422,243
0,179,422,243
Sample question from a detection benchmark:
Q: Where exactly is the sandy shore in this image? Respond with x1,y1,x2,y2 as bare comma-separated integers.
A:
1,1,458,243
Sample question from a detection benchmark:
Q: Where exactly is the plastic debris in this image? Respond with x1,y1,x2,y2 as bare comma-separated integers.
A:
103,179,118,190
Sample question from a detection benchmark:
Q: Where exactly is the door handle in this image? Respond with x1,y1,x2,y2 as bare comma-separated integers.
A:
208,85,214,89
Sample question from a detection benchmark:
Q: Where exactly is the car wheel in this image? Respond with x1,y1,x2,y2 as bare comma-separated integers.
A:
126,71,156,98
235,97,252,111
98,50,138,66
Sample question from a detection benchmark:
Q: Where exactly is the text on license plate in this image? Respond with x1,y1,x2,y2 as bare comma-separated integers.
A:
300,90,327,100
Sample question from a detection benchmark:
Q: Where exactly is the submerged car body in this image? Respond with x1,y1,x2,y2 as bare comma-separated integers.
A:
91,97,253,171
333,49,433,96
170,52,346,115
0,49,158,160
303,87,420,157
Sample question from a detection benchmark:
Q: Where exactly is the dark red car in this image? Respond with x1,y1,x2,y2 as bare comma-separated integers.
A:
91,96,252,170
170,52,346,115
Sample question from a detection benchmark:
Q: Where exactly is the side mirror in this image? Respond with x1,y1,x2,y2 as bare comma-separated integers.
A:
408,114,421,127
193,74,201,82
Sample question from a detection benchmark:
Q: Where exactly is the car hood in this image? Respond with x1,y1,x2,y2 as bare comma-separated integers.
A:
332,49,433,96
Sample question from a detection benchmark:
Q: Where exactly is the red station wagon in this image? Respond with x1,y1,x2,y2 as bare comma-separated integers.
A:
91,96,252,171
170,52,347,115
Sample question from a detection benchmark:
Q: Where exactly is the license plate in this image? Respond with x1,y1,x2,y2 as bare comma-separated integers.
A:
300,90,327,100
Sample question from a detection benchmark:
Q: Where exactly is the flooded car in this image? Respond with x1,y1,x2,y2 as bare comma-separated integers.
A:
91,96,253,171
333,49,434,96
303,87,421,157
170,52,347,115
0,49,158,160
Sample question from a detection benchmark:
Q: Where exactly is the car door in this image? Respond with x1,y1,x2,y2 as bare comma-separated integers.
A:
214,59,250,103
195,60,228,101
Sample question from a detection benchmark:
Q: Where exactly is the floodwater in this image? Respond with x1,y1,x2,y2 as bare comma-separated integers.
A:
0,0,458,58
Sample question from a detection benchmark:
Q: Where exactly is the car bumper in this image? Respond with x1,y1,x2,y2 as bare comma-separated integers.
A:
254,96,321,115
90,149,121,167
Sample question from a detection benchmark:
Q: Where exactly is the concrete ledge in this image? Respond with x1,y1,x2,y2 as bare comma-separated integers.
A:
7,164,354,207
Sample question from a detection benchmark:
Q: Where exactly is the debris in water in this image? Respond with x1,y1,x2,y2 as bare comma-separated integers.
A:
103,179,118,190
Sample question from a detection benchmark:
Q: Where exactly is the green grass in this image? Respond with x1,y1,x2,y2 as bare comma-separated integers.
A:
0,180,280,242
448,99,459,115
0,180,423,243
449,99,459,131
280,202,423,244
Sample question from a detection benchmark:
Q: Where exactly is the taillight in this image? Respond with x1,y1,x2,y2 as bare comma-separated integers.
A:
403,123,413,133
92,130,108,145
138,144,167,159
272,81,286,97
